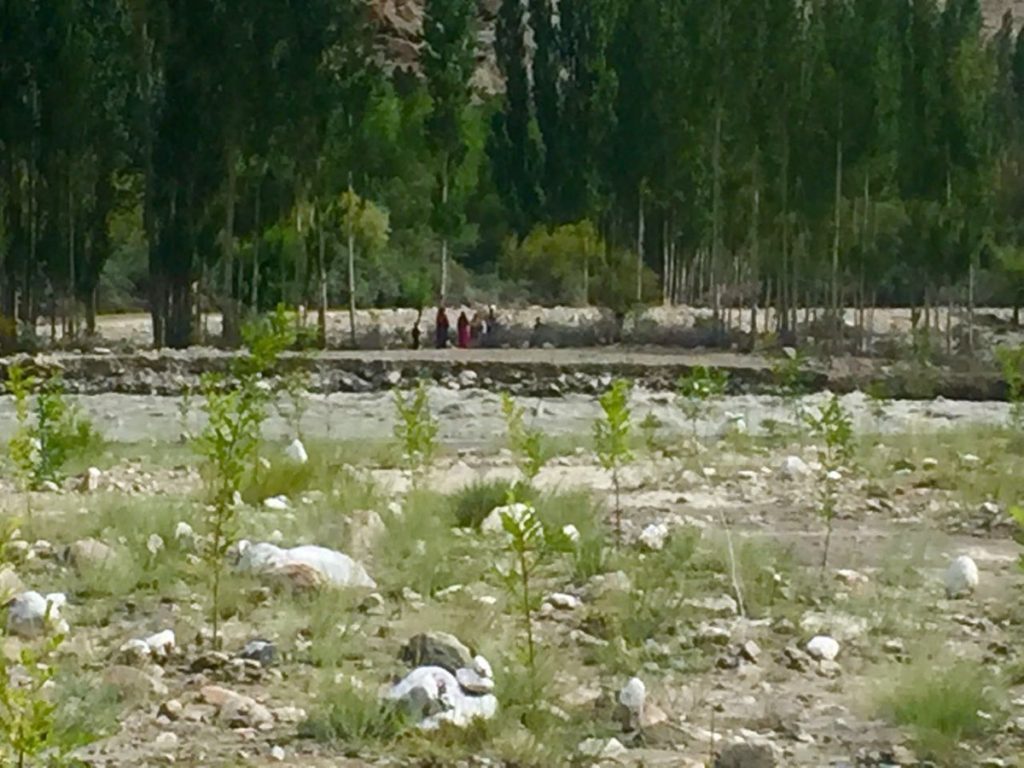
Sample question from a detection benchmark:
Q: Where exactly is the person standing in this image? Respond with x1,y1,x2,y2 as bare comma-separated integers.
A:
457,311,471,349
435,307,450,349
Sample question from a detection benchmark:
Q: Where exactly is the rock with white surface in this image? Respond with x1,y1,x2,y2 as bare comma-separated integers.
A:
945,555,979,599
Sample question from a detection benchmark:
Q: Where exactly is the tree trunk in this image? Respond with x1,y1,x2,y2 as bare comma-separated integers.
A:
68,182,76,340
221,149,240,347
317,207,328,349
251,181,261,311
347,174,357,348
968,261,975,355
87,286,97,336
831,118,843,348
636,183,645,304
440,157,450,304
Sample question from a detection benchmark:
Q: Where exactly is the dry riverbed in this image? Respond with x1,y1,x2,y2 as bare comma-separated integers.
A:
1,389,1023,767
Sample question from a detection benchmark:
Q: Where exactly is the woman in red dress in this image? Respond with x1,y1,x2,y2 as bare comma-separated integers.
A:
456,311,471,349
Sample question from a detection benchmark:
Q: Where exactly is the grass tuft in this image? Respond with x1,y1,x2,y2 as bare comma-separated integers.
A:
875,657,1004,761
300,680,407,752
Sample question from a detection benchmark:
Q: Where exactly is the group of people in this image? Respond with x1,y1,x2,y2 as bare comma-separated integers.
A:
411,306,498,349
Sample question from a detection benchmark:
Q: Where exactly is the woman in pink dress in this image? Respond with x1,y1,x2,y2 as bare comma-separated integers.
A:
456,311,471,349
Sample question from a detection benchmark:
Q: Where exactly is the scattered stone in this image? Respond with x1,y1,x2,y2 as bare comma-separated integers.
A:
638,523,669,552
154,732,179,751
65,538,114,570
239,639,276,667
201,685,274,729
147,534,165,556
77,467,102,493
456,667,494,694
578,737,628,760
783,645,811,672
347,508,386,557
145,629,175,659
270,746,286,762
817,660,842,678
561,524,581,544
174,522,196,549
0,567,24,598
740,640,762,663
385,666,498,730
883,639,905,656
686,594,739,617
945,555,979,599
400,632,474,674
589,571,632,598
545,592,582,610
273,706,306,724
103,665,169,699
191,651,231,672
6,591,68,638
778,455,810,480
616,677,646,731
284,439,309,465
472,654,493,680
806,636,840,662
236,540,376,590
961,453,981,466
715,742,776,768
458,370,478,388
834,569,868,586
160,700,184,720
31,540,56,559
697,623,732,646
118,638,151,665
263,496,290,511
39,480,60,494
922,457,939,470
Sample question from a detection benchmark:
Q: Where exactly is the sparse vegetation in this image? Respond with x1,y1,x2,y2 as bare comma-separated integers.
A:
501,393,545,484
997,345,1024,430
676,366,729,437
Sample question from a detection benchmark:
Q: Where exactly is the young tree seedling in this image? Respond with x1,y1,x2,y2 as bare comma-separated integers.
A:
676,366,729,439
594,379,633,546
804,394,853,571
393,380,439,481
501,392,545,485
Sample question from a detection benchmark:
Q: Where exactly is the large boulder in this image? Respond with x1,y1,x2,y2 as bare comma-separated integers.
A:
64,538,114,570
400,632,474,674
385,666,498,730
236,540,375,590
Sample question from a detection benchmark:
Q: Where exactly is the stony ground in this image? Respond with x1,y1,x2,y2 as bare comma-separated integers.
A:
2,390,1024,767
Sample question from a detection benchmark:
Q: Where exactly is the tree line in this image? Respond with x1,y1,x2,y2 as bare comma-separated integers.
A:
2,0,1024,349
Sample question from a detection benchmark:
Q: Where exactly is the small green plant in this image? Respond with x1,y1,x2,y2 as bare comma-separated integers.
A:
771,348,809,423
501,392,545,484
299,680,406,749
0,612,71,768
278,366,311,440
639,412,661,453
393,380,439,477
676,366,729,437
195,372,265,648
6,364,99,495
177,384,194,442
497,497,545,700
594,379,633,546
997,345,1024,429
865,380,890,428
804,395,853,571
451,478,534,529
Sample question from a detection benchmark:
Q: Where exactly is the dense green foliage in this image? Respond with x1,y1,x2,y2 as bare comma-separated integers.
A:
3,0,1024,347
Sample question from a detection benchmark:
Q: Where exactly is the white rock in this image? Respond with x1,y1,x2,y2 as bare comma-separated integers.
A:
578,737,628,759
961,453,981,466
347,509,386,556
945,555,979,598
638,523,669,552
472,654,493,680
385,666,498,729
981,501,1001,516
236,540,376,589
78,467,102,493
118,638,151,665
145,629,176,659
284,439,309,465
263,495,290,511
618,677,646,723
154,732,178,750
173,522,196,548
387,501,403,517
270,746,286,762
458,370,478,388
806,636,841,661
146,533,165,556
456,667,495,694
561,524,581,544
778,455,811,479
922,457,939,470
826,469,842,482
545,592,582,610
6,591,68,638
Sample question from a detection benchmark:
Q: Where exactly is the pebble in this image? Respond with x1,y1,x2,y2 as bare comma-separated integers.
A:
545,592,582,610
778,455,810,479
160,700,184,720
740,640,762,663
154,732,179,750
239,639,276,667
263,496,290,511
806,636,840,661
284,439,308,465
945,555,979,598
271,746,286,762
638,523,669,551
